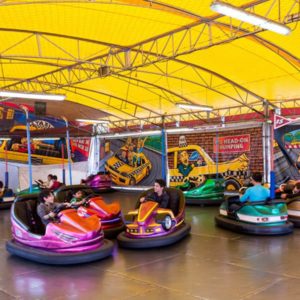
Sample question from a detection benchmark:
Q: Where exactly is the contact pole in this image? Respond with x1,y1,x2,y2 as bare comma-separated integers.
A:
21,106,33,193
216,131,219,179
270,170,276,199
4,143,9,188
161,127,166,181
62,117,72,185
61,142,66,184
161,116,168,182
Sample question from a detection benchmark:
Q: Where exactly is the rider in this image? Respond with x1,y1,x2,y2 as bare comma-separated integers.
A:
285,182,300,200
138,179,169,209
40,174,54,189
37,189,70,226
240,172,270,203
228,172,270,213
70,190,86,206
49,175,62,190
0,181,5,198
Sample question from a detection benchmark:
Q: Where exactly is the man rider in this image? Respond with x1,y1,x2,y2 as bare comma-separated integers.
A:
139,179,169,209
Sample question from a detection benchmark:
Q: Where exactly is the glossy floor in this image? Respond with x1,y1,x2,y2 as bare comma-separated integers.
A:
1,192,300,299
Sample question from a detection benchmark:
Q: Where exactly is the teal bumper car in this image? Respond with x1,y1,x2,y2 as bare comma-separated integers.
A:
215,198,293,235
177,177,224,205
17,180,64,196
17,183,42,196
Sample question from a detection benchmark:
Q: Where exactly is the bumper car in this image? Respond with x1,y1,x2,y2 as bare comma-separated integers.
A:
215,196,293,235
55,184,125,238
0,188,14,209
286,196,300,227
17,180,64,196
6,194,114,265
81,172,113,193
17,182,42,196
117,188,191,248
177,177,224,205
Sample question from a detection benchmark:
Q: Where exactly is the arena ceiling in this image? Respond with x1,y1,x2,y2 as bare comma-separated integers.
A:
0,0,299,129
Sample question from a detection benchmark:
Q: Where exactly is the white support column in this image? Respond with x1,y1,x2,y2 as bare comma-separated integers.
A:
263,121,272,184
87,125,101,175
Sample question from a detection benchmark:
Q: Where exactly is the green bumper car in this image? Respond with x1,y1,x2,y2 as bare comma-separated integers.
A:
177,178,224,205
215,198,293,235
17,184,42,196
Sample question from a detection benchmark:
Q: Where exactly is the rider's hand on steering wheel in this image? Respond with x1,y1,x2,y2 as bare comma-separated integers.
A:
49,211,56,218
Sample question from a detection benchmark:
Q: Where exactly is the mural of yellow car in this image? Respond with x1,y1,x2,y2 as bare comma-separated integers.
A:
168,145,249,191
105,150,152,186
0,126,69,165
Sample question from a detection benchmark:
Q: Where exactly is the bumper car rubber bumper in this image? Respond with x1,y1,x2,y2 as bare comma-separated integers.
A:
215,215,293,235
0,200,13,210
288,216,300,228
104,223,126,239
117,223,191,249
91,187,115,194
6,239,114,265
186,197,223,206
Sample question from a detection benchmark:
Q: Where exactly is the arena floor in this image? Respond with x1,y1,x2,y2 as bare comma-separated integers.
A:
1,191,300,300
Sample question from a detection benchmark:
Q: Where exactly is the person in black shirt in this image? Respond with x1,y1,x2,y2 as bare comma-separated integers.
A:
139,179,169,208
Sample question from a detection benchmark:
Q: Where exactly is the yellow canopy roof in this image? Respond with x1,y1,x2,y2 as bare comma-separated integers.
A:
0,0,299,127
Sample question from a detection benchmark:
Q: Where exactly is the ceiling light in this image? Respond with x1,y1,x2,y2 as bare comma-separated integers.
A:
0,138,11,141
100,130,161,139
0,91,65,101
176,103,213,111
210,1,291,35
33,137,61,141
76,119,110,124
166,128,195,134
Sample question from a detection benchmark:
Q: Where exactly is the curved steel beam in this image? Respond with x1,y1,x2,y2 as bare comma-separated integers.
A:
131,68,266,114
0,0,198,20
0,0,297,70
112,72,264,116
65,85,162,118
0,53,267,115
62,86,163,127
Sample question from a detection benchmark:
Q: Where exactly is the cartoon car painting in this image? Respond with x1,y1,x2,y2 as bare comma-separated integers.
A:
168,145,249,191
0,125,69,164
105,149,152,186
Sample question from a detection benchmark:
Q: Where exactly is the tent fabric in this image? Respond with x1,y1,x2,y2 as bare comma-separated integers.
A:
0,1,299,127
18,161,88,191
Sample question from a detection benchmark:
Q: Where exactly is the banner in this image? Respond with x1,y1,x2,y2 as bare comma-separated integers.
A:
213,134,250,153
274,122,300,184
71,138,91,161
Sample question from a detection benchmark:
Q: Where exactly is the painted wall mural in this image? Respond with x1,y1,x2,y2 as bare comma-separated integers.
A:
0,105,89,164
104,136,163,186
167,128,263,191
273,115,300,184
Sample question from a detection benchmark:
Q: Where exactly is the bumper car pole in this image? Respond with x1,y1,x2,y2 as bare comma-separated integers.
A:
62,116,72,185
161,124,167,182
61,143,66,185
4,143,9,188
21,105,33,193
270,170,276,199
216,131,219,179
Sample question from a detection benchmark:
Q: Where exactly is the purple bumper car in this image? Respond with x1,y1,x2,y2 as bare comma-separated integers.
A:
117,188,191,248
82,172,113,193
6,194,114,265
